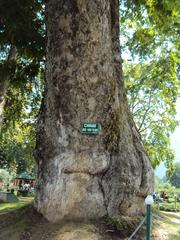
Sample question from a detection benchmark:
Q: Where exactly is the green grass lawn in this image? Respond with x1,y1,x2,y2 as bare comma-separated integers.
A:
0,197,34,215
158,201,180,211
153,199,180,212
0,197,34,240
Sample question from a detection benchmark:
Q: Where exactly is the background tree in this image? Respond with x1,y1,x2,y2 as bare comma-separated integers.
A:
121,0,180,59
121,0,180,176
169,163,180,188
0,0,44,174
0,169,12,184
1,0,179,179
124,60,179,176
0,123,36,175
0,64,43,176
0,0,45,128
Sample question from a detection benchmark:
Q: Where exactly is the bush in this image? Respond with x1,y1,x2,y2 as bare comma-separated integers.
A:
10,189,14,194
159,205,180,212
17,190,29,197
27,190,35,197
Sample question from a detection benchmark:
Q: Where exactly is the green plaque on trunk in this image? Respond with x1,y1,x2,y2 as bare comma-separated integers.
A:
80,123,101,135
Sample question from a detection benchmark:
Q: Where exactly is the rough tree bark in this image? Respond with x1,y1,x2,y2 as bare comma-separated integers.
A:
0,46,16,129
35,0,153,222
0,80,7,127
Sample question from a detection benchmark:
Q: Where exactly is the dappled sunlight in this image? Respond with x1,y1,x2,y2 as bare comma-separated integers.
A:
0,197,34,214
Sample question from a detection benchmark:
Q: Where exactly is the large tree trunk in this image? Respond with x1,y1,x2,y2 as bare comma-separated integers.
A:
35,0,153,222
0,46,16,129
0,80,8,127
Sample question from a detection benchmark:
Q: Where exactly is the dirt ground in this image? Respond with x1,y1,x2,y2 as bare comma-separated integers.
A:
0,205,132,240
0,205,179,240
152,211,180,240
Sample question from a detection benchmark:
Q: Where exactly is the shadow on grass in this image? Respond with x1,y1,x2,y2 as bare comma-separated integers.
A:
0,197,34,215
0,199,47,240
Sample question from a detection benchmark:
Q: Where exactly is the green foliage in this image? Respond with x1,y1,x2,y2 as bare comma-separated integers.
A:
155,180,180,199
0,0,179,177
124,59,179,175
169,163,180,188
154,175,162,188
121,0,180,59
159,203,180,212
0,123,36,175
0,71,42,173
155,181,171,192
121,0,180,175
0,169,12,183
3,73,43,128
0,0,45,127
0,0,45,59
17,190,29,197
0,0,44,175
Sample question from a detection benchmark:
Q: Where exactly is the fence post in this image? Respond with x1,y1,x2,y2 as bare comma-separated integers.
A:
157,200,160,211
145,195,154,240
174,195,177,211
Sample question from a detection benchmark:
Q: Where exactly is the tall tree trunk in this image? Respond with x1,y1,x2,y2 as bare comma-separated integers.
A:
0,46,16,129
0,80,8,128
35,0,153,222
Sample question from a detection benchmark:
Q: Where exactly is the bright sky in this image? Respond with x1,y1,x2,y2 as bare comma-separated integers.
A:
155,98,180,178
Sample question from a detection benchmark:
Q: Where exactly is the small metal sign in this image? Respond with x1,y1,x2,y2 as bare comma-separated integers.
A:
80,123,101,135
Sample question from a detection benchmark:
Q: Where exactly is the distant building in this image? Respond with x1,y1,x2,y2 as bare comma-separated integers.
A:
14,172,35,189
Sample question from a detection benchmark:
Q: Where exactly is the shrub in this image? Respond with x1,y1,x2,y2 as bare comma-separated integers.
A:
10,189,14,194
17,190,29,197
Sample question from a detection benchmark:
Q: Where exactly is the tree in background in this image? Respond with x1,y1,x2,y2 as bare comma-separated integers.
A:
0,0,44,174
121,0,180,176
124,60,179,176
0,123,36,176
0,71,42,175
0,0,179,180
169,163,180,188
0,0,44,128
0,169,12,184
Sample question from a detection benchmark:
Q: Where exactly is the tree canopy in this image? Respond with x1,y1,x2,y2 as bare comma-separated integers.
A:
0,0,44,174
121,0,180,176
0,0,179,176
0,0,45,126
169,163,180,188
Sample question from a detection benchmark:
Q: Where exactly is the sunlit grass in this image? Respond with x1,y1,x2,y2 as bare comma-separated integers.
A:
0,197,34,214
168,235,180,240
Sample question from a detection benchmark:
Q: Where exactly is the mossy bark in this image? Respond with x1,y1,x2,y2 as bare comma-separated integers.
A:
35,0,153,222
